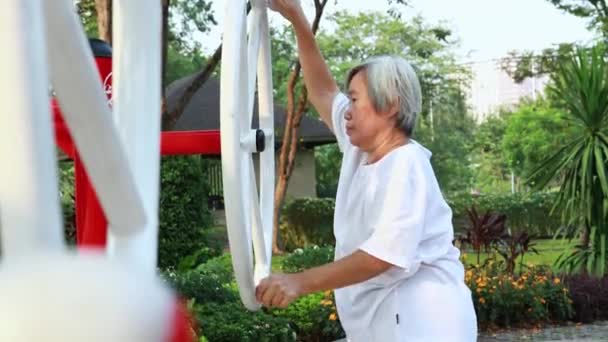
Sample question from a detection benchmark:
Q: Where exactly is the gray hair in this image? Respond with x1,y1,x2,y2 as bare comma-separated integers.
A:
346,56,422,136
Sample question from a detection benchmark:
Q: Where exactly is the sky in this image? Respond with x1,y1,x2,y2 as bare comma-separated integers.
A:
201,0,597,63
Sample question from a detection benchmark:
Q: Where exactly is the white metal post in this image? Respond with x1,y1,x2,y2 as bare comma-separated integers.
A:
44,0,147,237
0,0,65,258
107,0,163,274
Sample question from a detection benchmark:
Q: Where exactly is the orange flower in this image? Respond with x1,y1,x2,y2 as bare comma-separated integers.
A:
553,277,561,285
320,299,334,306
479,297,486,304
329,313,338,321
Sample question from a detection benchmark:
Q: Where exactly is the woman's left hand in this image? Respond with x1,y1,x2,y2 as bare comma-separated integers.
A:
255,273,304,308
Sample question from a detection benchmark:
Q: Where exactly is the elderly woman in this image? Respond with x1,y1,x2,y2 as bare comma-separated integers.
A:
256,1,478,341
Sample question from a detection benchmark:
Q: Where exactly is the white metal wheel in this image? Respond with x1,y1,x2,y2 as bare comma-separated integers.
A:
220,0,275,311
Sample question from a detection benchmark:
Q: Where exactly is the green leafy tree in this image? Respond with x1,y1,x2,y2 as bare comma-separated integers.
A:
470,110,511,193
500,43,577,83
503,0,605,83
502,99,575,179
548,0,608,36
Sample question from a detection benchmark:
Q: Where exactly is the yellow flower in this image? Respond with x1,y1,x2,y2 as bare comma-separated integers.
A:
329,313,337,321
553,277,561,285
476,288,482,293
479,297,486,304
320,300,333,306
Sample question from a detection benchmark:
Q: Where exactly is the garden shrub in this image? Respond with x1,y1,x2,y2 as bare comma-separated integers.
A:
162,269,237,305
271,291,345,342
195,253,235,285
280,198,335,251
466,261,573,328
281,246,335,273
562,274,608,323
194,302,296,342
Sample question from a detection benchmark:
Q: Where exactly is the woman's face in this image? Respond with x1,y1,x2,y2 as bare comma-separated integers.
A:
345,71,397,151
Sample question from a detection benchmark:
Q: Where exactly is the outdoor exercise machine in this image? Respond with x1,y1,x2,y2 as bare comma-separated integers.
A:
0,0,274,340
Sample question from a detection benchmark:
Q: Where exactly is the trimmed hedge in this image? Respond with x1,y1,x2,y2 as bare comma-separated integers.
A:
447,191,560,237
279,192,560,252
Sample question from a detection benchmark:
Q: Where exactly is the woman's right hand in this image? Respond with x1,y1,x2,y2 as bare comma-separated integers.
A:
268,0,305,23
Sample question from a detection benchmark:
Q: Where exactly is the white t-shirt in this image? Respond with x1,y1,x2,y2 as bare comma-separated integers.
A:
331,93,477,342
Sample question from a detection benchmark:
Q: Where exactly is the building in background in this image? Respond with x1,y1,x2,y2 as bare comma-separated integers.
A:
464,59,549,122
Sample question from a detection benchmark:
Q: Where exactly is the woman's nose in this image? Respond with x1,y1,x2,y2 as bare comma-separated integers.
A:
344,108,352,121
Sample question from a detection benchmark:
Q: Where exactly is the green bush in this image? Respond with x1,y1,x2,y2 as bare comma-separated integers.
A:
280,198,335,251
159,155,215,269
281,246,335,273
177,247,221,272
466,261,573,328
195,253,235,285
271,291,345,342
58,161,76,245
162,269,238,305
194,302,296,342
447,191,560,237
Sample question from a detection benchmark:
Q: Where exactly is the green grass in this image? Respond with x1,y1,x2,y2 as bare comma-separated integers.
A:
461,238,576,271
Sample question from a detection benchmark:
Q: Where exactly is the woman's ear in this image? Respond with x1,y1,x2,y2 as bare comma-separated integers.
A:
385,97,400,119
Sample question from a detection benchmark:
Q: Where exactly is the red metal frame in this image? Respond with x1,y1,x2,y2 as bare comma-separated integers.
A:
53,110,220,247
52,55,220,248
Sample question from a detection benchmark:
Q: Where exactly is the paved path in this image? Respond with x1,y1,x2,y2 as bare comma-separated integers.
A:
479,321,608,341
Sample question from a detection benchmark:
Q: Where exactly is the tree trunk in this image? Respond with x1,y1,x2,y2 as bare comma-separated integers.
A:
161,44,222,130
272,66,302,254
272,0,329,254
95,0,112,44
